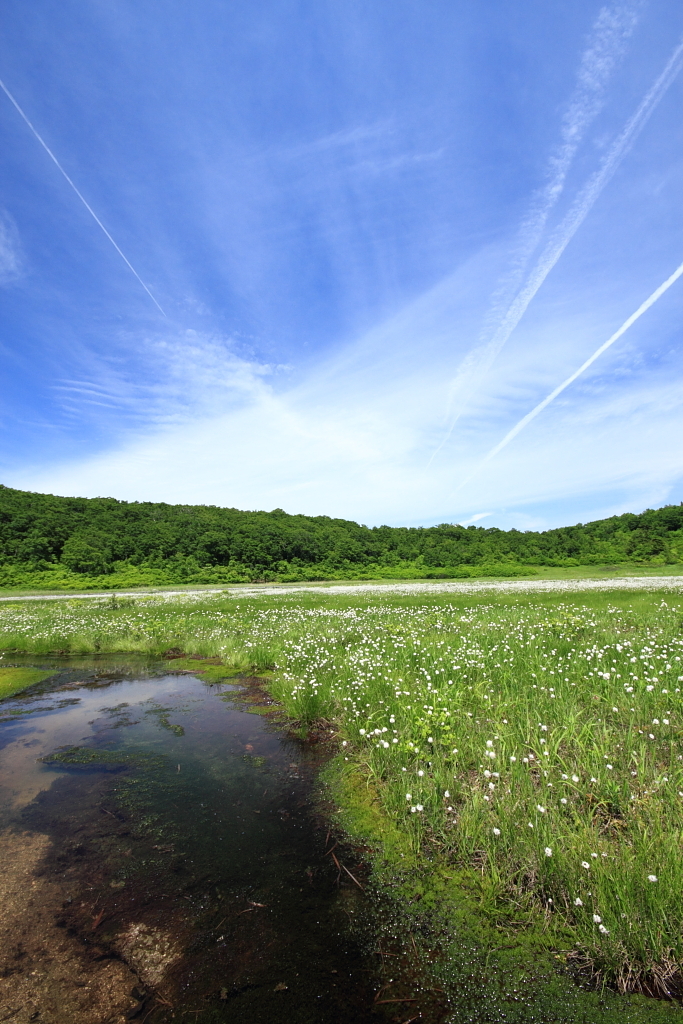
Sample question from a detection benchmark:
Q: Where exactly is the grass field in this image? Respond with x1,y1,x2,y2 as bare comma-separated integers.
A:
1,582,682,997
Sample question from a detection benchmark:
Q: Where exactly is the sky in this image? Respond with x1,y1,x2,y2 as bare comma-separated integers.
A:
1,0,682,530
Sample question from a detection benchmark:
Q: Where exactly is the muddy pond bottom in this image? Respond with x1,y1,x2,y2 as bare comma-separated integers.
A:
0,659,387,1024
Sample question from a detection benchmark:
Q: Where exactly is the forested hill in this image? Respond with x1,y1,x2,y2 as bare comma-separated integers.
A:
0,483,682,590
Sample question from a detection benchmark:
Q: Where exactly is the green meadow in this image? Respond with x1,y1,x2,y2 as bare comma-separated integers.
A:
1,581,683,1001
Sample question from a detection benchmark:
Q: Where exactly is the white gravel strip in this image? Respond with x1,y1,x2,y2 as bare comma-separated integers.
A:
1,575,683,602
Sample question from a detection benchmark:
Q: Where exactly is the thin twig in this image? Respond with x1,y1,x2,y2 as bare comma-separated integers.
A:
340,862,364,891
373,984,390,1002
374,997,419,1005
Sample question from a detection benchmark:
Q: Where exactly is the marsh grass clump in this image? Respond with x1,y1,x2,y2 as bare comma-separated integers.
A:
2,586,683,993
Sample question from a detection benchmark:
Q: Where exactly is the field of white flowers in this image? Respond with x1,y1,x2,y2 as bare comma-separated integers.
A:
1,584,682,995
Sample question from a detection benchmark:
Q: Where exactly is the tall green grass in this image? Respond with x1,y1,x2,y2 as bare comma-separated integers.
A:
1,586,682,993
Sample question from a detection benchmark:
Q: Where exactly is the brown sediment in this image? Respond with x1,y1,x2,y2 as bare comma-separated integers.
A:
0,826,141,1023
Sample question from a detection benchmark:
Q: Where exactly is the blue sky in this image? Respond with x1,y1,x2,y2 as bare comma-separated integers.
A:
1,0,682,529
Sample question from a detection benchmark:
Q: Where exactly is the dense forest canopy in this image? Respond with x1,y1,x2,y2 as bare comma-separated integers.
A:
0,484,682,588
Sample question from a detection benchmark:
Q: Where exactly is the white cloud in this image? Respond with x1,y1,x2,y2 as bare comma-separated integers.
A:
8,253,683,528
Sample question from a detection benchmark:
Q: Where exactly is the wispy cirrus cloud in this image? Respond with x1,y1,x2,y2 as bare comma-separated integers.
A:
432,5,683,458
50,330,274,433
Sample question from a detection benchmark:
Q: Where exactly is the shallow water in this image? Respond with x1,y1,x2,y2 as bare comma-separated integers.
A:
0,658,387,1023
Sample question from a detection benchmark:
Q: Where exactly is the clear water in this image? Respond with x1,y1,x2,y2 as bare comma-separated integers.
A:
0,658,387,1023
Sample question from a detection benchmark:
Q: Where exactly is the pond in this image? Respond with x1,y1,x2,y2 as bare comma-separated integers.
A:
0,656,392,1024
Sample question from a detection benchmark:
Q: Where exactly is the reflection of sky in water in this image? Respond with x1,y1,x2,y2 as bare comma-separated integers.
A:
0,672,284,814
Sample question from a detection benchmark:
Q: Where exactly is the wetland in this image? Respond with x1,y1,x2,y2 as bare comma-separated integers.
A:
2,585,683,1023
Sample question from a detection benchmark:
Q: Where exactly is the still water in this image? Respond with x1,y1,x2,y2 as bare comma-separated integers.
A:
0,658,392,1024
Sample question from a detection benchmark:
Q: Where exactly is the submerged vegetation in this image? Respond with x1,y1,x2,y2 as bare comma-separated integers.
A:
39,744,167,770
2,583,683,998
1,484,683,590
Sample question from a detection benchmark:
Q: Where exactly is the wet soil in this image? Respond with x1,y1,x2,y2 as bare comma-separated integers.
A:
0,825,139,1023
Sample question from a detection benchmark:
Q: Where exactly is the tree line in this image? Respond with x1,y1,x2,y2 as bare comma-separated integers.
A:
0,484,681,586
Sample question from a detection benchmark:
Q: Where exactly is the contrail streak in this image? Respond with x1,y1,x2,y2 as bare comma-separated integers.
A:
431,32,683,464
498,33,683,349
458,257,683,488
0,78,166,316
495,3,640,312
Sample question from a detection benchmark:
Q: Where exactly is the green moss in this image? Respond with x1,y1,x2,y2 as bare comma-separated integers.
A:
164,658,246,681
0,666,53,698
321,756,416,867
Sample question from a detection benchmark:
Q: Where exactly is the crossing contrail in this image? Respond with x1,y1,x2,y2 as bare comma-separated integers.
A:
0,78,166,316
458,257,683,488
492,2,640,317
431,31,683,464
